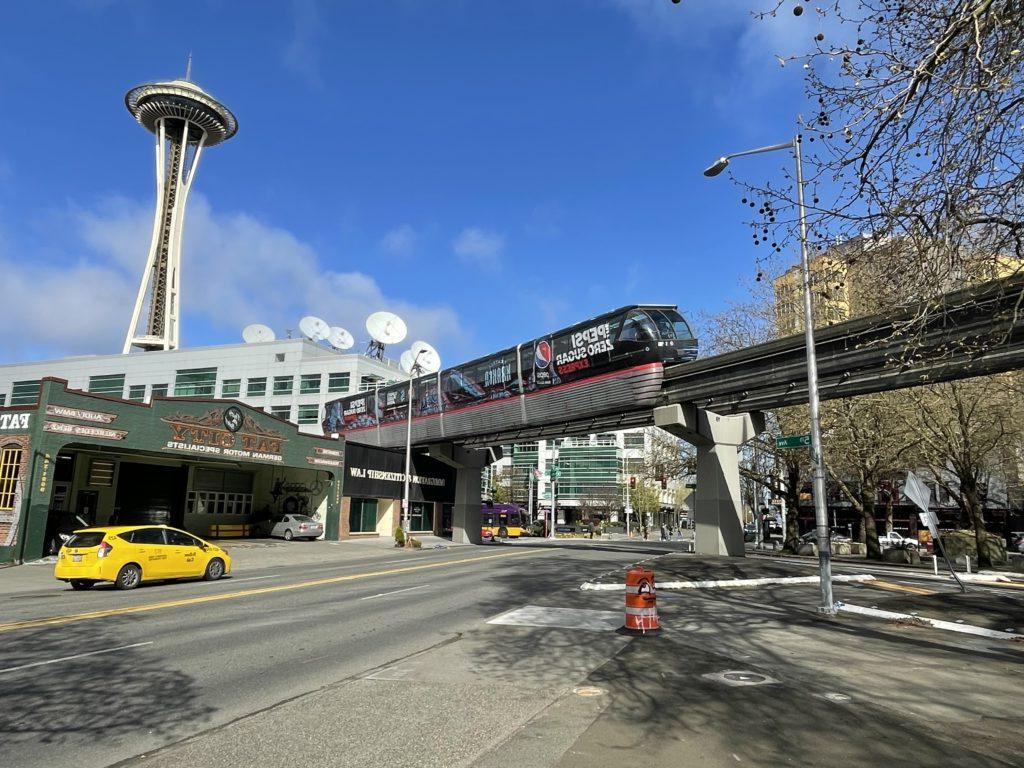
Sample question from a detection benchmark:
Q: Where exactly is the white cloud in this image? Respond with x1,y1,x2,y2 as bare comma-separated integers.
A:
379,224,418,256
0,195,467,361
452,227,505,268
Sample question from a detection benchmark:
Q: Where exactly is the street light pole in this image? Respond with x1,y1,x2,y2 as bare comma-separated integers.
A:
704,134,835,614
402,350,426,543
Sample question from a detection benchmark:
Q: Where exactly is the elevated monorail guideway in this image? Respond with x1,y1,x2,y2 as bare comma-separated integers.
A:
321,305,698,449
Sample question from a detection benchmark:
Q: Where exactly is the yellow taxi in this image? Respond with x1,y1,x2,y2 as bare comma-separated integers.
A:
54,525,231,591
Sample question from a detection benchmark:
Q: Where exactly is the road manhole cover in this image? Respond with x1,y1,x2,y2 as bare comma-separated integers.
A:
573,686,606,697
701,670,779,687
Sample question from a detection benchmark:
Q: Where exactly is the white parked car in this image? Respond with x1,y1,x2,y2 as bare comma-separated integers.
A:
878,530,919,550
268,514,323,541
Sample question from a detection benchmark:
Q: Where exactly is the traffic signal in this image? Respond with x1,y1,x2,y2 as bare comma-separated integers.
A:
629,476,636,489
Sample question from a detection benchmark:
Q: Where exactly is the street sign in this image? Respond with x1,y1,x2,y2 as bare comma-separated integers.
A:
775,434,811,449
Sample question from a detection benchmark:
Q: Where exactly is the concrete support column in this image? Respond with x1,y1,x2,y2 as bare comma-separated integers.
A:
428,444,500,545
654,404,764,557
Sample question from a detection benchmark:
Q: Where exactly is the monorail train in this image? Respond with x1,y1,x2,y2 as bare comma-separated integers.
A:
321,305,698,448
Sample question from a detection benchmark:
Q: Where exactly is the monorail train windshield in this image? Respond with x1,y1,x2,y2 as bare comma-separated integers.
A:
322,303,698,446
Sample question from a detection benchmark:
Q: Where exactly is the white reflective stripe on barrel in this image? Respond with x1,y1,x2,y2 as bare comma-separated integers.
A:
625,606,659,616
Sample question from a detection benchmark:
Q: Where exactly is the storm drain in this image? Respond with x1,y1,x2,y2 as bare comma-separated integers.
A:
701,670,780,687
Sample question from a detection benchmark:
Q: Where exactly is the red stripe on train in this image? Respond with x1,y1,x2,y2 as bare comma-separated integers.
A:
335,362,663,434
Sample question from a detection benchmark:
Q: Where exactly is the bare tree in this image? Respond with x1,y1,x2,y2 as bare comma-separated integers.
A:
738,1,1024,348
823,392,920,558
900,377,1021,567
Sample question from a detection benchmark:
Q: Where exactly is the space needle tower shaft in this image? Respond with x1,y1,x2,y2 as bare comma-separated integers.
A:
123,61,237,353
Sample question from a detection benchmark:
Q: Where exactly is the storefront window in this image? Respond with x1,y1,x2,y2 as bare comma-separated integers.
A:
410,502,433,532
349,498,378,533
0,446,22,511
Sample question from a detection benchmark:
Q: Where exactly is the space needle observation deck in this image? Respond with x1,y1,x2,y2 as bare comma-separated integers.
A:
123,63,238,353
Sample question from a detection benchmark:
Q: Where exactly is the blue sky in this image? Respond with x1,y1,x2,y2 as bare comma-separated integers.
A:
0,0,813,366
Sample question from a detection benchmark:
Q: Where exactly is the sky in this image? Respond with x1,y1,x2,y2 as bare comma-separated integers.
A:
0,0,817,367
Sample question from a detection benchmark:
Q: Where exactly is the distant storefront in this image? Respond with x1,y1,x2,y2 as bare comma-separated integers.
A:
341,443,456,539
1,378,345,564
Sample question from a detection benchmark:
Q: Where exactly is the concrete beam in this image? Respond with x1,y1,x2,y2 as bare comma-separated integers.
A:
654,405,764,557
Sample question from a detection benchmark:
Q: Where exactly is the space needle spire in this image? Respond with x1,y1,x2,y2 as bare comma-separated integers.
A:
122,63,237,353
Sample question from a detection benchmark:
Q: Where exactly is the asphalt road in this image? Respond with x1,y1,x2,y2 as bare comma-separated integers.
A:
0,540,676,768
2,540,1022,768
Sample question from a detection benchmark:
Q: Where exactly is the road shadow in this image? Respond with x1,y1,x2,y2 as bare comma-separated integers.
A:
0,617,213,749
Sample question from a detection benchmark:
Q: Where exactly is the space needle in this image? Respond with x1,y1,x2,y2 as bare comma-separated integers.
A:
122,59,237,353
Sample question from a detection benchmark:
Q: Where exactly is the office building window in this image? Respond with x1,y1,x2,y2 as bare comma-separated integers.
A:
221,379,241,398
300,374,321,394
273,376,294,395
247,378,267,397
127,385,146,402
174,368,217,397
327,372,350,393
297,404,319,424
359,375,382,393
88,374,126,398
10,381,41,406
269,405,291,421
624,432,645,450
151,383,168,398
349,498,378,533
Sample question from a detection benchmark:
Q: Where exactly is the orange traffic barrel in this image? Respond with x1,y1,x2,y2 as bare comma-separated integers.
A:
623,567,660,634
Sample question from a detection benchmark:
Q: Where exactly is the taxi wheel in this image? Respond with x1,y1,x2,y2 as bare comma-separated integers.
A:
203,558,225,581
283,529,294,541
70,580,94,591
115,564,142,590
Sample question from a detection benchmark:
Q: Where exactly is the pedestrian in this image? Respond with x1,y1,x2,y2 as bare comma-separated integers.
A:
660,523,667,541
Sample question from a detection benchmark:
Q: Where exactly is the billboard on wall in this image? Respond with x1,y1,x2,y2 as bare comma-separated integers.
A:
343,443,455,504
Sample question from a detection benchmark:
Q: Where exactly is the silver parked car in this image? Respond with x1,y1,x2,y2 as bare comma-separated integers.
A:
268,514,323,541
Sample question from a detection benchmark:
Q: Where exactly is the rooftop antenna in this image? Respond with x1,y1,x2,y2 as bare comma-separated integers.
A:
365,311,407,360
185,52,193,81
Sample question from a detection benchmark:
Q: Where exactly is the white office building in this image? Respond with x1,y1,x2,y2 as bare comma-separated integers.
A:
0,340,406,435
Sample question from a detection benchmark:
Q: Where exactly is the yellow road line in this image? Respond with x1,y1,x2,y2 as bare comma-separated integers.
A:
0,549,538,635
865,579,937,596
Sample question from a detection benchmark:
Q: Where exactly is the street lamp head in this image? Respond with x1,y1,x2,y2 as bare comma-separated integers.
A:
703,157,730,177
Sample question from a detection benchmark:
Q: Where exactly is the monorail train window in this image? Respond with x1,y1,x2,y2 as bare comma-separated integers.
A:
647,309,694,340
415,377,441,416
442,354,517,409
618,311,658,342
378,384,410,424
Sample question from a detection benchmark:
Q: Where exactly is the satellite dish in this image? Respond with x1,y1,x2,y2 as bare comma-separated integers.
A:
366,311,407,345
327,326,354,350
299,315,330,341
399,350,417,374
406,340,441,374
242,323,276,343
